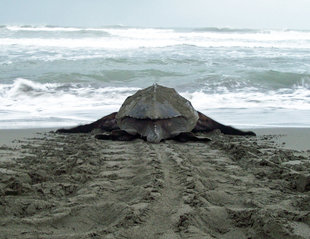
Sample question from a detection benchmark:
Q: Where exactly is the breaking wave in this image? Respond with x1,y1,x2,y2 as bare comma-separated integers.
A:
1,25,310,49
1,25,310,128
0,78,309,129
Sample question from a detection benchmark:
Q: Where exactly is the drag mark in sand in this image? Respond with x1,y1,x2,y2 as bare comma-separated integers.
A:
123,143,187,239
0,132,310,239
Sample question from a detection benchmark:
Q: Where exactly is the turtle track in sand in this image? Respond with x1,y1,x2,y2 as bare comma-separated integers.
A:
120,143,187,239
0,132,310,239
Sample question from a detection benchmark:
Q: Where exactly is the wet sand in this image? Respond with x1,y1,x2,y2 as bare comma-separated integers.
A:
253,128,310,151
0,128,309,238
0,128,56,147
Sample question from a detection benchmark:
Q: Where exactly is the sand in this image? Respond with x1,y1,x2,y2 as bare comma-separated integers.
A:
0,128,309,239
0,128,56,147
253,128,310,151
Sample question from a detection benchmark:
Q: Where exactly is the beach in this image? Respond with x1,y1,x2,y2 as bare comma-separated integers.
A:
1,24,310,239
0,127,309,239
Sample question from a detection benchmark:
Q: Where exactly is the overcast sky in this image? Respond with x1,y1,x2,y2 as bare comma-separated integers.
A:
1,0,310,29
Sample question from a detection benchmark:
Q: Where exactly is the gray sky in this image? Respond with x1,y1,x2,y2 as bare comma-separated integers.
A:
1,0,310,29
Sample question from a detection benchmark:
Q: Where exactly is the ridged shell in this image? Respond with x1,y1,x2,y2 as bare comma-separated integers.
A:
116,84,199,142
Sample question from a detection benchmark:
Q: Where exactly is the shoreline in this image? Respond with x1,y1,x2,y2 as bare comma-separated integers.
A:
1,127,309,151
0,128,56,147
252,127,310,151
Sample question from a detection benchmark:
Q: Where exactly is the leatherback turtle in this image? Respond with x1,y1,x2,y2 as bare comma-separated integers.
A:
57,84,255,142
115,84,200,142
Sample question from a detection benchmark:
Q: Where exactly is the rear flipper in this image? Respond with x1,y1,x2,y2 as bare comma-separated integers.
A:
57,112,119,133
173,132,211,142
193,111,256,136
95,130,138,141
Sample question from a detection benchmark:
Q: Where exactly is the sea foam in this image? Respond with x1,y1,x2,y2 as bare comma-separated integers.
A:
1,26,310,49
1,25,310,128
0,79,309,129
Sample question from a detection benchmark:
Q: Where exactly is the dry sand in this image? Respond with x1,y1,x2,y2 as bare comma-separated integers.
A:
0,128,309,239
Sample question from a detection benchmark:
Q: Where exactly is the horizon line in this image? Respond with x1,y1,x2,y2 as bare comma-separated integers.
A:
1,23,310,32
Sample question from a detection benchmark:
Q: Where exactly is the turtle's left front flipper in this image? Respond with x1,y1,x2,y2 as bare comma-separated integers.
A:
57,112,119,133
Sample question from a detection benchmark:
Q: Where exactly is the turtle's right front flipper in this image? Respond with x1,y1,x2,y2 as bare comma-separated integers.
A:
193,111,256,136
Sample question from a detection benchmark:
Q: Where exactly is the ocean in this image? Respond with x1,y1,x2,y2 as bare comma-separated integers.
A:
0,25,310,129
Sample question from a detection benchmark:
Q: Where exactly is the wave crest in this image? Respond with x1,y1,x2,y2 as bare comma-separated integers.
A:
0,79,310,129
2,25,310,49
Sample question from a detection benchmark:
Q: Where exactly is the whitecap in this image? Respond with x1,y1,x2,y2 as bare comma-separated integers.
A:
1,79,310,129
